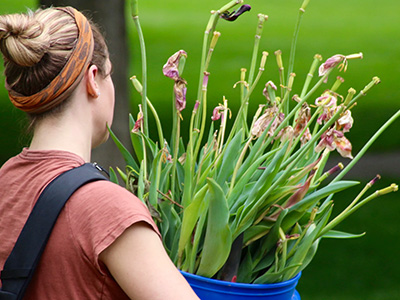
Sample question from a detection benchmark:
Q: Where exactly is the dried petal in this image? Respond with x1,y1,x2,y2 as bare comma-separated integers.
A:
315,128,336,152
163,50,187,81
315,128,353,159
174,79,187,112
315,91,337,107
334,135,353,159
318,54,345,76
337,110,353,133
300,128,312,146
251,106,284,138
132,106,143,133
278,126,294,143
211,104,225,121
294,103,311,136
263,81,277,103
221,4,251,21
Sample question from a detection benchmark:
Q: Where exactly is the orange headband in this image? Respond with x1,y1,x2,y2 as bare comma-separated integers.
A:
7,7,94,114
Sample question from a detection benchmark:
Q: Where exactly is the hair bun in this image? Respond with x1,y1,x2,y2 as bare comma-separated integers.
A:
0,13,50,67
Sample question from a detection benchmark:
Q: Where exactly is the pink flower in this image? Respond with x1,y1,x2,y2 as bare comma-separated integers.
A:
315,91,337,107
315,128,353,159
300,128,312,146
163,50,187,81
211,104,225,121
132,106,143,133
318,54,345,76
294,103,311,136
334,135,353,159
277,126,294,143
251,106,284,138
315,128,336,152
174,79,187,112
163,50,188,113
315,91,339,125
337,110,353,133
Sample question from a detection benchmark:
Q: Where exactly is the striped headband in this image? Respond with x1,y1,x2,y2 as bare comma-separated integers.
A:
7,7,94,114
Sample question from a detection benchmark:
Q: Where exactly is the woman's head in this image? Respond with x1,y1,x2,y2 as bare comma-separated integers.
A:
0,6,109,118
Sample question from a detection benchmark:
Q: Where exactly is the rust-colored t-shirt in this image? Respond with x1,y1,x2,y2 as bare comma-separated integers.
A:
0,149,160,299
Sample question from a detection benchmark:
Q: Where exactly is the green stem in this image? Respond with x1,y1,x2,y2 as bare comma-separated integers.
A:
280,72,296,114
181,102,199,208
194,12,218,129
171,111,181,201
130,76,164,146
229,136,253,192
300,54,322,98
132,13,148,136
247,14,268,87
195,0,243,130
285,0,310,114
275,50,285,99
193,72,210,167
319,183,398,238
226,52,268,143
217,97,229,154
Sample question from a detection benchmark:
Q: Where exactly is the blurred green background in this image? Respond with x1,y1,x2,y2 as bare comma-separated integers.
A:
1,0,399,299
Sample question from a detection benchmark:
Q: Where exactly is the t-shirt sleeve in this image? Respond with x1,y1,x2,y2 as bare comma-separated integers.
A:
65,180,160,273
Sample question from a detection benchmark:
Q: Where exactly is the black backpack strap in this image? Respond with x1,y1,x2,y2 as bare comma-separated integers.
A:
0,163,108,300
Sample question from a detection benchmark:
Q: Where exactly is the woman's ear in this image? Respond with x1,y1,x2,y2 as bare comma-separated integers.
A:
86,65,100,98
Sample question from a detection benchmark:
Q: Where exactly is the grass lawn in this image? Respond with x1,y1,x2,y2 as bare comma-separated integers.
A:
297,176,400,299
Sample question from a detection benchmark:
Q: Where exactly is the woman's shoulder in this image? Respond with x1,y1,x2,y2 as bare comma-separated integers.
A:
70,179,148,214
65,179,160,258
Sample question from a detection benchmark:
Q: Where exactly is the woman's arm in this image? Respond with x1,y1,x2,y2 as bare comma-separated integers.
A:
99,222,200,300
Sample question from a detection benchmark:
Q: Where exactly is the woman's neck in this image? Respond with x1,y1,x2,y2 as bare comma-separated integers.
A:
29,106,93,162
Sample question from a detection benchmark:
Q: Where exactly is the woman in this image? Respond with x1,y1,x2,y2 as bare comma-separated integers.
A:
0,6,199,300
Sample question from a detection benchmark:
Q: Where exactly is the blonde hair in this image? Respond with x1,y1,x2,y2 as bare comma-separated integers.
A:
0,7,108,114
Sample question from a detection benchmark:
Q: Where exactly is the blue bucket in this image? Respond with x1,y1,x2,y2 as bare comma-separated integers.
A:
181,271,301,300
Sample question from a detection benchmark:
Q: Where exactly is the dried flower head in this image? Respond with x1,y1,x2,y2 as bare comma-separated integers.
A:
163,50,187,81
315,128,353,159
221,4,251,21
251,105,284,138
318,55,345,76
174,79,187,112
132,105,144,133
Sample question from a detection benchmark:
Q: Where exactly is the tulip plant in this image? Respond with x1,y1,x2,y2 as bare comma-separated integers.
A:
110,0,400,284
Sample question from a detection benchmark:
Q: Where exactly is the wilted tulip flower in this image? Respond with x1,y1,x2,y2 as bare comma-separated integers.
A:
334,135,353,159
337,110,353,133
163,50,187,81
251,106,284,138
315,128,353,159
164,50,188,113
315,90,337,107
300,128,312,146
132,105,143,133
263,81,278,103
294,103,311,136
319,53,363,77
211,104,225,121
174,79,187,112
277,126,294,143
221,4,251,21
315,91,339,125
318,55,345,76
